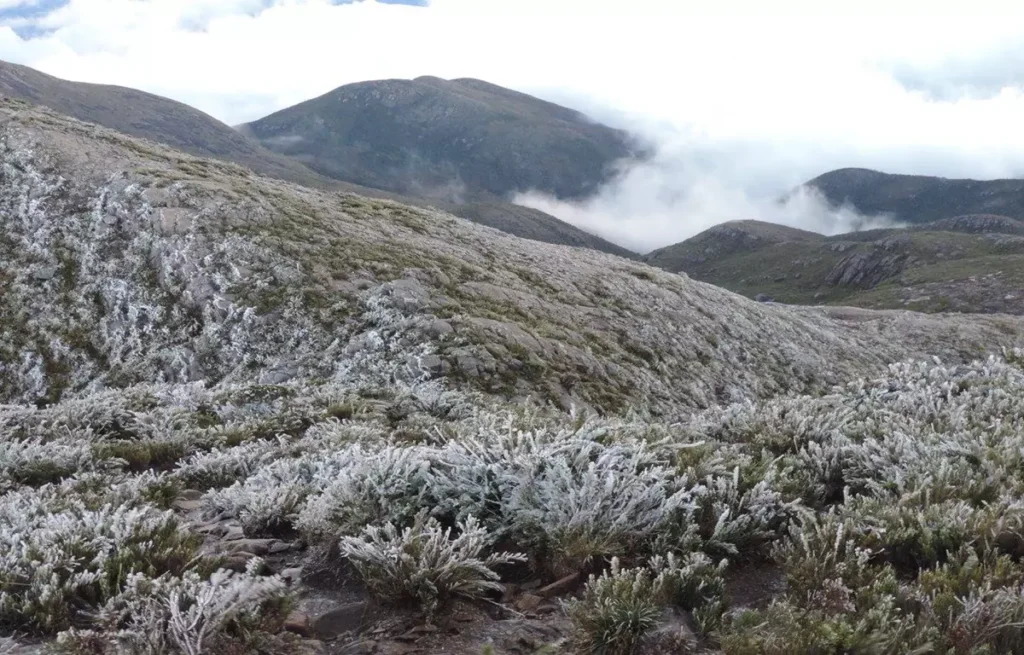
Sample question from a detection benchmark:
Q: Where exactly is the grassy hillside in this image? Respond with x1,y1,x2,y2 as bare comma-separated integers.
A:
648,217,1024,314
4,101,1024,654
242,76,638,201
804,167,1024,223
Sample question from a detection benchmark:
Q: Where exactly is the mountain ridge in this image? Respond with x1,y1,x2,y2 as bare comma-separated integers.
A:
804,167,1024,223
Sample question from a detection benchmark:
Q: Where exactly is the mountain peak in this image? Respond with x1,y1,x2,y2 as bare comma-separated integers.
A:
243,75,637,201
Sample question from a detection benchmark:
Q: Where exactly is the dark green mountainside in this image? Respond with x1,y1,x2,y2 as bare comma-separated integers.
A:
241,76,638,201
647,216,1024,314
804,167,1024,223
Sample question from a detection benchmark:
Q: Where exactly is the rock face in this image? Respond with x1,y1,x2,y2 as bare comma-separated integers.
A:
2,100,1023,414
824,249,911,289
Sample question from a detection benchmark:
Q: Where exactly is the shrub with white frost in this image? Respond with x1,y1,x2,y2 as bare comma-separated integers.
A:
0,491,200,633
339,513,525,619
55,560,300,655
295,444,434,542
505,438,691,574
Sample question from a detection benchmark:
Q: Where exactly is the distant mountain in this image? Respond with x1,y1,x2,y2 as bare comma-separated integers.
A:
0,62,633,257
647,216,1024,314
804,168,1024,223
645,220,822,273
242,76,638,201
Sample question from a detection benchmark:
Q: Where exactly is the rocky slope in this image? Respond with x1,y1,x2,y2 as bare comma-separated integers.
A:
647,216,1024,314
242,76,639,201
803,167,1024,223
5,101,1024,655
0,61,632,258
4,100,1024,414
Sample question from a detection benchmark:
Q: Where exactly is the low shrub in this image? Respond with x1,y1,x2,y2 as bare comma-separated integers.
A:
339,513,525,620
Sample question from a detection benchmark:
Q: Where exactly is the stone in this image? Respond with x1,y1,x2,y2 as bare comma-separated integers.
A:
755,293,773,303
222,525,245,541
219,538,276,555
418,354,443,375
221,553,256,572
280,567,304,583
172,499,202,512
34,265,57,281
515,593,543,613
311,602,369,639
269,540,294,554
177,489,203,501
284,612,311,637
423,318,454,337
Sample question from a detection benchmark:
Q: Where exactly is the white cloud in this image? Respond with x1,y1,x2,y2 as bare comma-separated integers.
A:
4,0,1024,250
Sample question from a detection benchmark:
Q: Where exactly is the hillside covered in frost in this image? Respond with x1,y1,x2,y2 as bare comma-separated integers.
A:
4,99,1024,654
2,98,1023,412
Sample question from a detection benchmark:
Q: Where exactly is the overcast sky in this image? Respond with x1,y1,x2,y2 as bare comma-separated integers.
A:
2,0,1024,251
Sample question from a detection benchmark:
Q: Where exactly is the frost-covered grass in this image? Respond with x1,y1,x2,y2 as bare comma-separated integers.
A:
3,351,1024,651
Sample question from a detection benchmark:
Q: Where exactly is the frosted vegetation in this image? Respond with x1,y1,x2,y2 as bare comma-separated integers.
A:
2,351,1024,652
4,102,1024,653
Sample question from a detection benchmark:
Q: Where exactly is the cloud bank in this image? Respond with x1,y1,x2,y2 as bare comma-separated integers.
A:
3,0,1024,250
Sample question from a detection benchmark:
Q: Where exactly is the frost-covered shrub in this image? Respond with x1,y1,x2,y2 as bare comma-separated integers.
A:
720,595,928,655
773,512,878,599
0,491,201,633
649,552,728,634
295,444,434,542
202,460,314,537
565,558,667,655
567,552,729,654
173,437,285,491
504,437,690,573
54,560,303,655
339,514,525,619
0,438,100,489
688,468,798,560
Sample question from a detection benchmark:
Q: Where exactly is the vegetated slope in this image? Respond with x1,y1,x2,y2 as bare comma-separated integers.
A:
647,216,1024,314
645,220,823,273
242,76,637,201
804,167,1024,223
0,61,631,258
0,59,334,189
4,101,1024,654
3,100,1023,412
